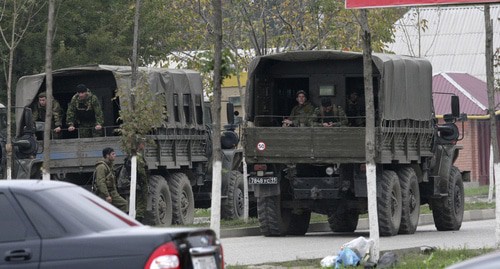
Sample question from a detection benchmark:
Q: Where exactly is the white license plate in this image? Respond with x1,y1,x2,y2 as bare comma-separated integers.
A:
248,176,278,184
192,255,217,269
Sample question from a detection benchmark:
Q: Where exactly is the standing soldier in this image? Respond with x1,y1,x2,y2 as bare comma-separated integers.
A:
95,147,128,212
346,92,365,127
32,91,63,139
66,84,104,138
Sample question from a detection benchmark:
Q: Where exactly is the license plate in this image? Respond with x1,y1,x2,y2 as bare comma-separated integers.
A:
248,176,278,184
192,255,217,269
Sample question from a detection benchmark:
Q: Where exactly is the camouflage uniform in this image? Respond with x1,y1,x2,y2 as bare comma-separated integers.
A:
95,158,128,212
346,98,365,127
289,101,318,127
32,96,63,139
320,105,348,127
66,91,104,138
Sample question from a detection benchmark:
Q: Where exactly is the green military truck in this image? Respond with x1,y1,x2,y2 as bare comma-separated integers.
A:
243,50,467,236
9,65,245,225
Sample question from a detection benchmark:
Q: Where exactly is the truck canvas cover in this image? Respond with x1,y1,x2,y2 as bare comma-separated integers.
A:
245,50,434,122
15,64,203,134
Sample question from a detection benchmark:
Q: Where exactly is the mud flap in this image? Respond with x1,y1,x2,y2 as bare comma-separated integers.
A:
14,158,42,179
431,144,456,196
254,184,280,198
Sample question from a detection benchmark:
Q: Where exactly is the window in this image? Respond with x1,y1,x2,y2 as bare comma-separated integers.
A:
195,95,203,125
228,96,241,106
0,194,27,242
16,194,66,238
173,94,180,122
183,94,192,124
319,85,335,96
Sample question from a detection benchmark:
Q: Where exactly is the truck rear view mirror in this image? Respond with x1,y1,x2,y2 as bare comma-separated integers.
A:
451,95,460,118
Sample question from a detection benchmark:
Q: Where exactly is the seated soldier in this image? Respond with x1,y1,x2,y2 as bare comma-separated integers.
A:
319,97,348,127
32,92,63,139
282,90,318,127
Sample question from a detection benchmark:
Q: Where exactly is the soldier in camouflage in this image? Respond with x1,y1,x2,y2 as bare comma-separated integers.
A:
66,84,104,138
32,92,63,139
282,90,318,127
319,97,348,127
346,92,365,127
95,147,128,212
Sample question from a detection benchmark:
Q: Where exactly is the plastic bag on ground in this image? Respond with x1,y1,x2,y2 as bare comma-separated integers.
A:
335,247,360,268
342,236,375,263
320,255,337,268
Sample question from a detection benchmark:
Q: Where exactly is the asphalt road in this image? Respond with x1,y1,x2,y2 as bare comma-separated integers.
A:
221,218,498,266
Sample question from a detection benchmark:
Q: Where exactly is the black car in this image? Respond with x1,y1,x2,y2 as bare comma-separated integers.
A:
0,180,223,269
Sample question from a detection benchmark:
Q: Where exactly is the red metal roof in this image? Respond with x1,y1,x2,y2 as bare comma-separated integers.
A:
432,72,500,116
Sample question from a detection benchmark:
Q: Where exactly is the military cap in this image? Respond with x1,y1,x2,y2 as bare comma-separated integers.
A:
76,84,88,93
38,92,47,98
296,90,307,98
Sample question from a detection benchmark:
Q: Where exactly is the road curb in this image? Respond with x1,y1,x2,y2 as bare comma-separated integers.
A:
220,209,495,238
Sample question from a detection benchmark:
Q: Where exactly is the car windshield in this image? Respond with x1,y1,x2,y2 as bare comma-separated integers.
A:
42,186,141,232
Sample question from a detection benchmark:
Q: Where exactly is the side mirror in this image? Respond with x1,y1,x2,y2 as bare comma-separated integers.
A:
227,102,235,125
451,95,460,118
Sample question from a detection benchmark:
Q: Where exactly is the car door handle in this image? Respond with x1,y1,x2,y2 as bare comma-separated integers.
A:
5,249,32,261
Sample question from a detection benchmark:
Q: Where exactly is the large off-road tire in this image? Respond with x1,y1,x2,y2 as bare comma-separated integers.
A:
377,170,402,236
327,204,359,233
147,175,173,226
287,210,311,235
397,167,420,234
257,195,291,236
222,170,244,220
169,172,195,225
430,166,464,231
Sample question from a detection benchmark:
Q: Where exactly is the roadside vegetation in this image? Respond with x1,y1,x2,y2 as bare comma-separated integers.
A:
226,247,496,269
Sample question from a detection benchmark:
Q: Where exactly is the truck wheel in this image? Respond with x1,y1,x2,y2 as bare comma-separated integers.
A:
430,166,464,231
327,204,359,233
397,167,420,234
257,195,291,236
222,170,244,220
148,175,173,226
287,210,311,235
377,170,402,236
169,172,195,225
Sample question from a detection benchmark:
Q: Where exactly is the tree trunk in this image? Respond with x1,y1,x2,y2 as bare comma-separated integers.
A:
128,0,142,218
42,0,56,180
210,0,223,238
484,4,500,247
360,9,379,262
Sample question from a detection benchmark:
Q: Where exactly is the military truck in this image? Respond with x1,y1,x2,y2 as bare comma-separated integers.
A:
10,65,246,225
243,50,467,236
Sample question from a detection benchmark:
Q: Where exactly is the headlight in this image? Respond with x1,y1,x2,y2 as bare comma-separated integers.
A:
325,166,334,176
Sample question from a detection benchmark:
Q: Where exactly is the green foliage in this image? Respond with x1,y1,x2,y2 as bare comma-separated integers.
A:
114,72,166,155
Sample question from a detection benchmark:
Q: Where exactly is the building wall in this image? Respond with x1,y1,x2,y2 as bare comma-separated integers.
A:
453,120,479,182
